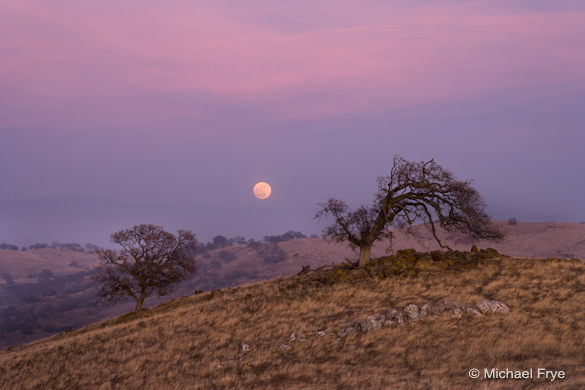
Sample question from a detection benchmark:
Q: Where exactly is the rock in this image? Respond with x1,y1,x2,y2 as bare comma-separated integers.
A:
440,301,464,318
280,344,290,351
465,307,483,316
240,343,251,353
338,326,358,338
403,304,421,321
486,248,499,257
476,300,509,314
419,304,432,319
358,316,383,332
336,300,508,338
382,308,404,326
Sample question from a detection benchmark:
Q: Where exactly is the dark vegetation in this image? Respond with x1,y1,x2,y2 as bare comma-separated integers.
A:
0,242,102,252
303,247,503,285
194,230,306,265
195,230,308,253
0,270,99,345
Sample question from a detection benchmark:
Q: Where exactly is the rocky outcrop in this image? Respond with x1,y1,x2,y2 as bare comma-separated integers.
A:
337,300,509,337
403,304,421,321
476,300,509,314
439,301,465,318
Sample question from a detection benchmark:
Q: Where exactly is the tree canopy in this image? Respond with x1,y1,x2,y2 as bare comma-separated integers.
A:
315,156,503,267
93,224,198,312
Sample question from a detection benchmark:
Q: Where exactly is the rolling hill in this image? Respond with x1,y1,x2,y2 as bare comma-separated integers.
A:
1,251,584,389
1,221,584,350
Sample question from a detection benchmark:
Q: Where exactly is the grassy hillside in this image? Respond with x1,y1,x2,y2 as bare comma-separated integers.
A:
1,251,584,389
0,248,98,284
1,221,585,350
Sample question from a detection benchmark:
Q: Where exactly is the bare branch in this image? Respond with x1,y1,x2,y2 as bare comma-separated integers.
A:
93,224,198,312
314,155,504,266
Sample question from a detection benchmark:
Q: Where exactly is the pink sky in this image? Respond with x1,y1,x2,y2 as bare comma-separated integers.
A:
1,0,585,244
2,1,585,121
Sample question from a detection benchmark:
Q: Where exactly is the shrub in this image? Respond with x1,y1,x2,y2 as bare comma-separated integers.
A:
217,249,236,263
28,243,49,250
263,231,307,243
255,243,286,264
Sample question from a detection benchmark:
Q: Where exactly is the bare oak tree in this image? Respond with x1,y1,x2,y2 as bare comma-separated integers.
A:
93,224,198,312
315,156,503,268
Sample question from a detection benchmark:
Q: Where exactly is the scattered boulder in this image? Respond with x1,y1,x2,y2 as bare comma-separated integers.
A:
465,307,483,317
315,329,328,337
440,301,464,318
419,304,432,319
476,300,509,314
403,304,421,321
359,316,383,332
381,309,404,326
280,344,290,351
337,324,358,338
336,300,509,338
289,332,297,342
239,343,251,353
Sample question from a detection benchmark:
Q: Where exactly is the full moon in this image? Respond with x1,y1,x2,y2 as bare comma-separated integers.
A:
253,181,272,200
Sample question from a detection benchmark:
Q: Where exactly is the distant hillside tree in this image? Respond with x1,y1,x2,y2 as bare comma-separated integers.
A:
93,224,197,312
28,243,49,250
0,243,19,251
315,156,503,268
217,249,236,263
263,231,307,243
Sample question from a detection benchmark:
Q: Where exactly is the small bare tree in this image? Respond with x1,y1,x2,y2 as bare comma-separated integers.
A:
315,156,503,268
93,224,198,312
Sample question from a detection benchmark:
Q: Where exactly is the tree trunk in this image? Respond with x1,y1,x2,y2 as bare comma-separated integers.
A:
358,245,371,268
134,294,145,312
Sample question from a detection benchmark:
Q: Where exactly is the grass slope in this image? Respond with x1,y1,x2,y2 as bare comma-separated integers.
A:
0,248,98,284
1,252,585,389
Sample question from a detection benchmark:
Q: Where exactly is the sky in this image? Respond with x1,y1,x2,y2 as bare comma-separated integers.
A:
1,0,585,246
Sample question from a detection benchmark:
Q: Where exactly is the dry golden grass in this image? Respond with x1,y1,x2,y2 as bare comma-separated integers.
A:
1,254,585,389
0,248,98,283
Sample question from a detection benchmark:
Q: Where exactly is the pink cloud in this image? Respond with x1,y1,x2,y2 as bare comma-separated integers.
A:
1,1,584,121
